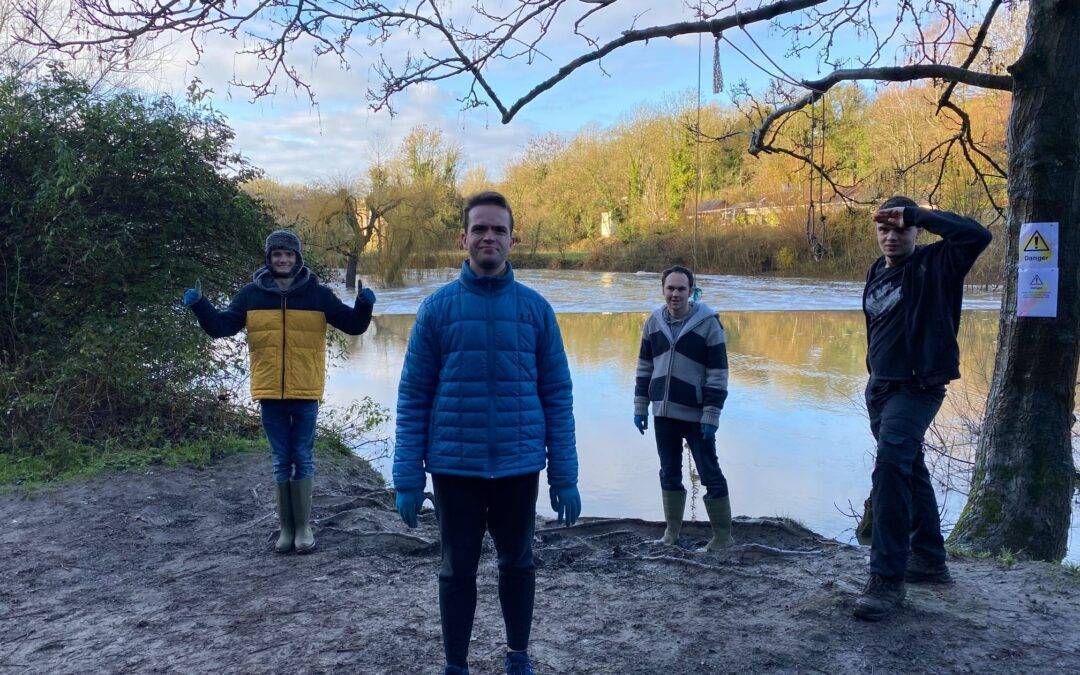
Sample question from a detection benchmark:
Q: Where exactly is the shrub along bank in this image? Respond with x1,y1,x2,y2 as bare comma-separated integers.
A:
0,70,371,484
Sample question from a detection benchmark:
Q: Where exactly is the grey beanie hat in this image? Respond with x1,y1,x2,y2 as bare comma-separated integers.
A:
264,230,304,275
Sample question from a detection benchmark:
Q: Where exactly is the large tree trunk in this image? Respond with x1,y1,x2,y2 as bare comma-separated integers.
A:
950,0,1079,561
344,252,358,290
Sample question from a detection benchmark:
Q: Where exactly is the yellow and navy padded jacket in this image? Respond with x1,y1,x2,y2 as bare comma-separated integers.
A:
190,266,373,400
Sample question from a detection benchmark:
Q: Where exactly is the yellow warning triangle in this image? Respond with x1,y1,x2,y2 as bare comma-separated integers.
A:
1024,231,1051,252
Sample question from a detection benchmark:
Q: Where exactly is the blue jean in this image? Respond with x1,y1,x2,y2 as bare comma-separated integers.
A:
653,416,729,500
260,399,319,482
865,379,946,581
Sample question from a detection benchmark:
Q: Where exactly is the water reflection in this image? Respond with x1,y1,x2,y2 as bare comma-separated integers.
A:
327,309,1075,561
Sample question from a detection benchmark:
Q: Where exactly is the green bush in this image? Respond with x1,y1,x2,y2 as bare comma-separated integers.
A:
0,69,273,458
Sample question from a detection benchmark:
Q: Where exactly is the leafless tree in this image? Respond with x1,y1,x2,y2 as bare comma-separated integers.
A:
3,0,165,93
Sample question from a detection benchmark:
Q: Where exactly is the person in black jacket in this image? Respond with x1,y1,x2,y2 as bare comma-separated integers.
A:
853,197,992,621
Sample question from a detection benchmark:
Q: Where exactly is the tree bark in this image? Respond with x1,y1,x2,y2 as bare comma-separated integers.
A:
950,0,1079,561
344,252,358,290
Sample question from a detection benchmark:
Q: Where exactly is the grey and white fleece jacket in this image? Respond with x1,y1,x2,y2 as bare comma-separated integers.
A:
634,302,729,427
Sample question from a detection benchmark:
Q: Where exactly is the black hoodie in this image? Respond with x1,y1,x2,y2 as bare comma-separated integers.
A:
862,208,993,386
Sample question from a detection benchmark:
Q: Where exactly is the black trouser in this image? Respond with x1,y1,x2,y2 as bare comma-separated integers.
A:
654,416,729,500
432,472,539,668
865,379,947,581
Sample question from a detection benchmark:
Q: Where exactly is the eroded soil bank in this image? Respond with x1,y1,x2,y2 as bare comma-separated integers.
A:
2,451,1078,673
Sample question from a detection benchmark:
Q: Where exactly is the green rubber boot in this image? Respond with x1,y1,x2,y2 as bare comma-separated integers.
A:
658,489,686,545
290,477,316,554
699,495,735,552
274,481,295,553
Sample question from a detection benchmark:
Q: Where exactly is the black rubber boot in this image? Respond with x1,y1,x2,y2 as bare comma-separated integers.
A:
274,481,294,553
290,477,316,554
853,574,906,621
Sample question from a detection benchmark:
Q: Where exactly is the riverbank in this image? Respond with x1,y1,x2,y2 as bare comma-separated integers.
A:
2,451,1078,673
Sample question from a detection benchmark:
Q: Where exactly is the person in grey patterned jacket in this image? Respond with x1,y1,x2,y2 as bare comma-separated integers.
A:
633,265,732,551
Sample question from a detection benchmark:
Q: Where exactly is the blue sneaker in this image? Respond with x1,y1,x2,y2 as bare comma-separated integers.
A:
505,651,534,675
444,664,469,675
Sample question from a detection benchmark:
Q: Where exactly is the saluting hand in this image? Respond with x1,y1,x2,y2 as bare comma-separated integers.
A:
872,206,908,228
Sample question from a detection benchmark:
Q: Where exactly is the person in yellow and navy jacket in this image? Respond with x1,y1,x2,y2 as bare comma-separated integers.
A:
182,230,375,554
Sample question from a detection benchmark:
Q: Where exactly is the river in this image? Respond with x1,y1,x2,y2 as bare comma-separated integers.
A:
321,268,1078,562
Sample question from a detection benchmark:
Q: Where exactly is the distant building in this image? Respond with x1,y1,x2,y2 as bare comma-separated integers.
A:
356,199,387,253
694,198,729,218
599,211,614,238
689,190,858,227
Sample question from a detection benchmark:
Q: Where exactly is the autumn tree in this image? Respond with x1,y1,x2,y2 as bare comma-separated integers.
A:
370,126,462,285
246,127,459,287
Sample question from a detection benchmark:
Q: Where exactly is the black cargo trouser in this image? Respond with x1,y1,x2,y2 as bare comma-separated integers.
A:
865,378,947,581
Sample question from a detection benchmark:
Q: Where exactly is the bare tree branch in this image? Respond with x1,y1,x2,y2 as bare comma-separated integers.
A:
501,0,828,122
749,64,1012,156
937,0,1004,113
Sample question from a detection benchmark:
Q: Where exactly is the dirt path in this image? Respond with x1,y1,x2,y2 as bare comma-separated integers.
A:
2,451,1078,674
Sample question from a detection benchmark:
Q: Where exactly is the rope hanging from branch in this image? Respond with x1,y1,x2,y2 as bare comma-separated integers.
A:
691,10,704,269
805,93,829,261
712,32,723,94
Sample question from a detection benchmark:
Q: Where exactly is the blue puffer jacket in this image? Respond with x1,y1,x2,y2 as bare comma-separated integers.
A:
392,262,578,492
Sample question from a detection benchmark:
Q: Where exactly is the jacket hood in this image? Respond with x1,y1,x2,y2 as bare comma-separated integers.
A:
254,265,315,294
650,302,716,343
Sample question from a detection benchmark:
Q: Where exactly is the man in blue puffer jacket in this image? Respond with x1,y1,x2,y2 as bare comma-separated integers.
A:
393,191,580,675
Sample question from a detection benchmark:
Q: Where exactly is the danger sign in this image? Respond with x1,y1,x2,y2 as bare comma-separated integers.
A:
1024,231,1050,252
1017,222,1059,317
1019,222,1058,266
1018,267,1058,317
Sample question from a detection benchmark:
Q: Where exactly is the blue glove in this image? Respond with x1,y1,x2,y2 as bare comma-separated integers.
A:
182,288,201,306
395,490,424,528
634,415,648,435
702,423,718,440
549,485,581,526
357,288,376,305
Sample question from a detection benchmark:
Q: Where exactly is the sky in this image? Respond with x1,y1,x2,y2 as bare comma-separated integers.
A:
128,1,973,185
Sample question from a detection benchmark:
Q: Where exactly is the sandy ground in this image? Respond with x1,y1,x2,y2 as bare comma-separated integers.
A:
1,450,1078,674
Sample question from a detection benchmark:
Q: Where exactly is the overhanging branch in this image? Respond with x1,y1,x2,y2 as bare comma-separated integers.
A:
937,0,1003,113
500,0,829,122
750,64,1013,156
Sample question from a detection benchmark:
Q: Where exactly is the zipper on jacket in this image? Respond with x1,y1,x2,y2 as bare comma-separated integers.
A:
662,308,694,407
280,295,287,399
486,282,496,478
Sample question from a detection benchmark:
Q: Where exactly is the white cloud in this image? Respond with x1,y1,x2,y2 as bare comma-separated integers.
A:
109,0,802,184
226,83,536,184
114,26,533,184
